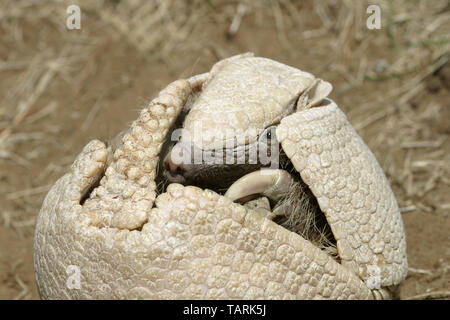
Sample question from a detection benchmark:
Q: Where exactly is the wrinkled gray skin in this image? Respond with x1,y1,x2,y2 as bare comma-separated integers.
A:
161,125,279,191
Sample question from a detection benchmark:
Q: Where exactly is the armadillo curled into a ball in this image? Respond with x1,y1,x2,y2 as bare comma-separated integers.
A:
34,53,408,299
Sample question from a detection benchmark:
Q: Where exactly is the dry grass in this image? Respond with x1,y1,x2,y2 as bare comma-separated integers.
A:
0,0,448,299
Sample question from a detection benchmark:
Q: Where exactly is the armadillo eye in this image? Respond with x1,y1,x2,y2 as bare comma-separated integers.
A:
266,130,272,140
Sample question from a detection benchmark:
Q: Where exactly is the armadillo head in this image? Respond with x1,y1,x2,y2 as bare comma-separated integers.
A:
162,56,332,190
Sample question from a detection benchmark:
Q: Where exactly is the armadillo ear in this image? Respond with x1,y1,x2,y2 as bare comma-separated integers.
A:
297,79,333,110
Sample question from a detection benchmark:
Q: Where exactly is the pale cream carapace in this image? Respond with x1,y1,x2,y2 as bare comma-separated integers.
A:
34,53,407,299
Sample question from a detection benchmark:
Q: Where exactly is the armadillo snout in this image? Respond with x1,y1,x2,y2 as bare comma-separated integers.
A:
163,141,195,184
163,153,187,184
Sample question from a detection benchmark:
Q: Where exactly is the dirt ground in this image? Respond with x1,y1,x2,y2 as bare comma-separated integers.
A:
0,0,448,300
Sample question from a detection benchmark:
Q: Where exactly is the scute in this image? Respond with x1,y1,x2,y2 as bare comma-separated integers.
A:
183,57,316,150
276,102,408,289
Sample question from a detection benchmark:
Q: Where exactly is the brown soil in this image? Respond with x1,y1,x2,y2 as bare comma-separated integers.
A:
0,0,448,300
